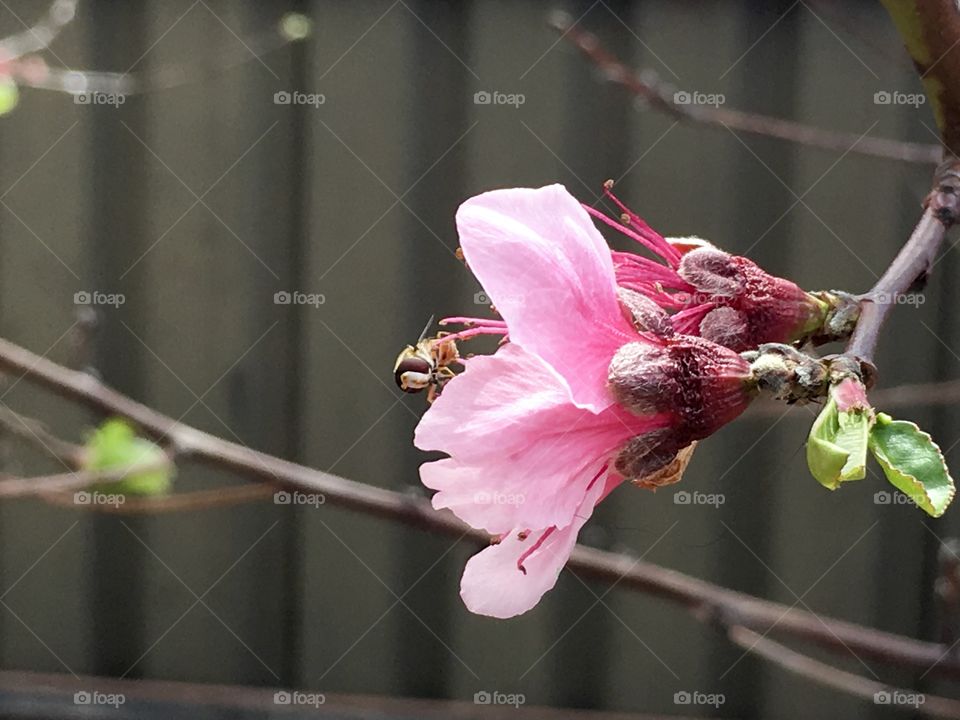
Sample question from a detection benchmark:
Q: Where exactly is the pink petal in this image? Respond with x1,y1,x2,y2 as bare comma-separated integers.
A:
456,185,636,412
415,344,668,534
459,471,621,618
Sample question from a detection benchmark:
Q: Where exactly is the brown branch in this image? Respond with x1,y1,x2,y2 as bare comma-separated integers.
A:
846,163,960,366
551,13,941,165
0,459,169,498
0,405,84,465
37,482,275,513
0,336,958,683
728,626,960,719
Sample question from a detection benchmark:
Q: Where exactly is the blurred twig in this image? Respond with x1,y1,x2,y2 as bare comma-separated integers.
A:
0,0,77,59
729,626,960,719
0,405,83,464
37,481,275,512
550,12,941,165
0,335,959,685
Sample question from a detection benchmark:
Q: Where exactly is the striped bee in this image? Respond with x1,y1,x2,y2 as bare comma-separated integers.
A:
394,320,459,403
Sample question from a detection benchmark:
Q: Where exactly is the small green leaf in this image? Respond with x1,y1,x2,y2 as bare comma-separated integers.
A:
869,413,955,517
0,80,20,116
83,418,173,496
279,12,312,41
807,398,847,489
807,394,874,490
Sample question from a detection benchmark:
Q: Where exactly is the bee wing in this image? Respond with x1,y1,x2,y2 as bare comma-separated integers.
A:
416,315,435,343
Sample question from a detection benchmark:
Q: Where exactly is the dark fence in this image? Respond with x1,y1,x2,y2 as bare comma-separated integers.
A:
0,1,953,718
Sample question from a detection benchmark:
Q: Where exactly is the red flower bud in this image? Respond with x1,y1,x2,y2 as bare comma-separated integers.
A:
677,247,829,351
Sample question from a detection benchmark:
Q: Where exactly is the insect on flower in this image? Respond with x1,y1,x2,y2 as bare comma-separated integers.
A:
393,319,461,403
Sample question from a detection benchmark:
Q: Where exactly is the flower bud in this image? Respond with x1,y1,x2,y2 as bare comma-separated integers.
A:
608,335,756,444
678,247,829,351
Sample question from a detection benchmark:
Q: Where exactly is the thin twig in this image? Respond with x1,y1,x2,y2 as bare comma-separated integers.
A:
550,13,941,165
0,405,83,464
0,459,170,498
729,626,960,719
846,165,960,365
0,0,77,60
37,482,275,513
0,336,958,681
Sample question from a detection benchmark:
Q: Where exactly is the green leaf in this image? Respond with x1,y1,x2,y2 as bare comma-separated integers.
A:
869,413,955,517
83,418,173,496
806,395,873,490
0,80,20,117
279,12,312,41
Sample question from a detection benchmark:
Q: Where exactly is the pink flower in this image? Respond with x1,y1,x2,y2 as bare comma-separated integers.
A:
414,185,755,618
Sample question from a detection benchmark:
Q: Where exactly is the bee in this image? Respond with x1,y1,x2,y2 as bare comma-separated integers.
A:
394,319,459,403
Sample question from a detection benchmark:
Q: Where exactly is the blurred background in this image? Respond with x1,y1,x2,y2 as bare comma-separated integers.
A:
0,0,954,718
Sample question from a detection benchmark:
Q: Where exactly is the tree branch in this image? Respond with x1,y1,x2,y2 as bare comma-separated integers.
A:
728,626,960,719
0,336,958,683
550,13,941,165
846,162,960,366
